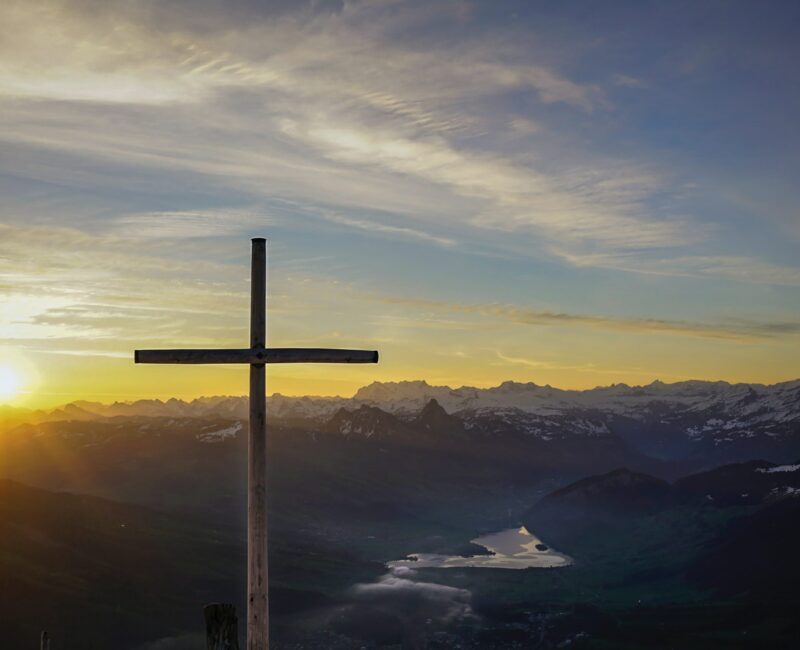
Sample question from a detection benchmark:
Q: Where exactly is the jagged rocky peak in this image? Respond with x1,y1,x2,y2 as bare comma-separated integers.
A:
414,398,464,433
354,380,432,401
351,380,467,415
325,404,405,438
495,380,539,391
418,398,449,417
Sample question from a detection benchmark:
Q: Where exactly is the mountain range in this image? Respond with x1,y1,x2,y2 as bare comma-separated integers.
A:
3,378,799,464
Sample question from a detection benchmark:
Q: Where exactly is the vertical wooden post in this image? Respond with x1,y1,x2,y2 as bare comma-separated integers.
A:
248,238,268,650
40,631,50,650
205,603,240,650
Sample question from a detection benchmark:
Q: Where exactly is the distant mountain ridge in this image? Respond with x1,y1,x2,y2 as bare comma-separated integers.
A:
524,459,800,543
7,377,800,420
522,461,800,604
527,460,800,522
4,377,798,462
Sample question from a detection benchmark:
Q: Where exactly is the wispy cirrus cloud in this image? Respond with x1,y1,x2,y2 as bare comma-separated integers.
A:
314,211,458,248
0,0,695,260
379,295,800,342
494,352,690,380
553,249,800,287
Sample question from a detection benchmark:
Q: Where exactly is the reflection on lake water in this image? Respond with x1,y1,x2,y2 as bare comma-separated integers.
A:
387,526,572,570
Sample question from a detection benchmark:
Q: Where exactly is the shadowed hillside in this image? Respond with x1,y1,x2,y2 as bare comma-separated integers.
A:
0,480,380,650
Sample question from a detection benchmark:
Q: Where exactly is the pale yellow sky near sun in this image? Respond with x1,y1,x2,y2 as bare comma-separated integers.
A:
3,314,797,410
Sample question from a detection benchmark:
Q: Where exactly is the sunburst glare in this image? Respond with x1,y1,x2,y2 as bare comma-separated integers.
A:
0,365,21,401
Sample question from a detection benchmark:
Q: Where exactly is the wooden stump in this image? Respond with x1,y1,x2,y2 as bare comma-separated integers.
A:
205,603,240,650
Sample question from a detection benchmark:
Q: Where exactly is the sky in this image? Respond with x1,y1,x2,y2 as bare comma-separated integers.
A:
1,0,799,408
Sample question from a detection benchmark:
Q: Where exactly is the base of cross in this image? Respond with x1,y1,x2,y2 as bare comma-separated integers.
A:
205,603,240,650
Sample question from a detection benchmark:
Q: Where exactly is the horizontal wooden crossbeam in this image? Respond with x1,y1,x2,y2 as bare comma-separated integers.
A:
134,347,379,365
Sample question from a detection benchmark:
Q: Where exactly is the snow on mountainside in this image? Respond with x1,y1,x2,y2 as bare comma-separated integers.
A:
6,378,798,462
460,407,610,441
756,463,800,474
325,405,411,439
355,379,800,420
195,421,242,443
351,379,800,460
15,378,799,426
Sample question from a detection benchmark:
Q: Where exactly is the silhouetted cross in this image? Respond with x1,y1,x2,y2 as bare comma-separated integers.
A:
134,238,378,650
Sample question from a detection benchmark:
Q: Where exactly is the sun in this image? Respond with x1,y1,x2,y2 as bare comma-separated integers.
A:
0,366,22,401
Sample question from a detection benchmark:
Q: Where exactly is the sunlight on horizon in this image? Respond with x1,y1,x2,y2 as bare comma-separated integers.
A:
0,366,22,402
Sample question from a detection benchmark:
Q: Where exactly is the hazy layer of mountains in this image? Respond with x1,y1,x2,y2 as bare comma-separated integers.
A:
4,378,799,463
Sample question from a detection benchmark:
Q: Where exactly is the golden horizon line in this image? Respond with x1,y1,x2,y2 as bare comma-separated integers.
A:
5,375,800,411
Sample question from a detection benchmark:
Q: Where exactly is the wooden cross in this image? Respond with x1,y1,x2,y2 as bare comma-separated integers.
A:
134,238,378,650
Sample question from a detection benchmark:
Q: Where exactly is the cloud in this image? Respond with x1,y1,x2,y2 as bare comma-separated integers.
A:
111,210,269,239
288,119,690,250
0,0,701,261
2,0,796,297
682,256,800,287
1,217,796,374
554,249,800,287
0,223,250,350
494,352,690,380
612,73,646,88
510,117,541,135
312,210,458,248
351,567,472,624
381,295,800,342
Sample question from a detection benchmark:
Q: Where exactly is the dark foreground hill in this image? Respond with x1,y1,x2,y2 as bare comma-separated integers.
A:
525,460,800,526
0,479,241,648
688,495,800,599
674,459,800,505
0,480,379,650
523,468,677,541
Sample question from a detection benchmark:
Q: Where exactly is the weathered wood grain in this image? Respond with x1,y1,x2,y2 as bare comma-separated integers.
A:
266,348,378,364
248,238,269,650
134,347,378,365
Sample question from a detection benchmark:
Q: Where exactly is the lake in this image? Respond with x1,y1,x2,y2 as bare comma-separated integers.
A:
387,526,572,570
